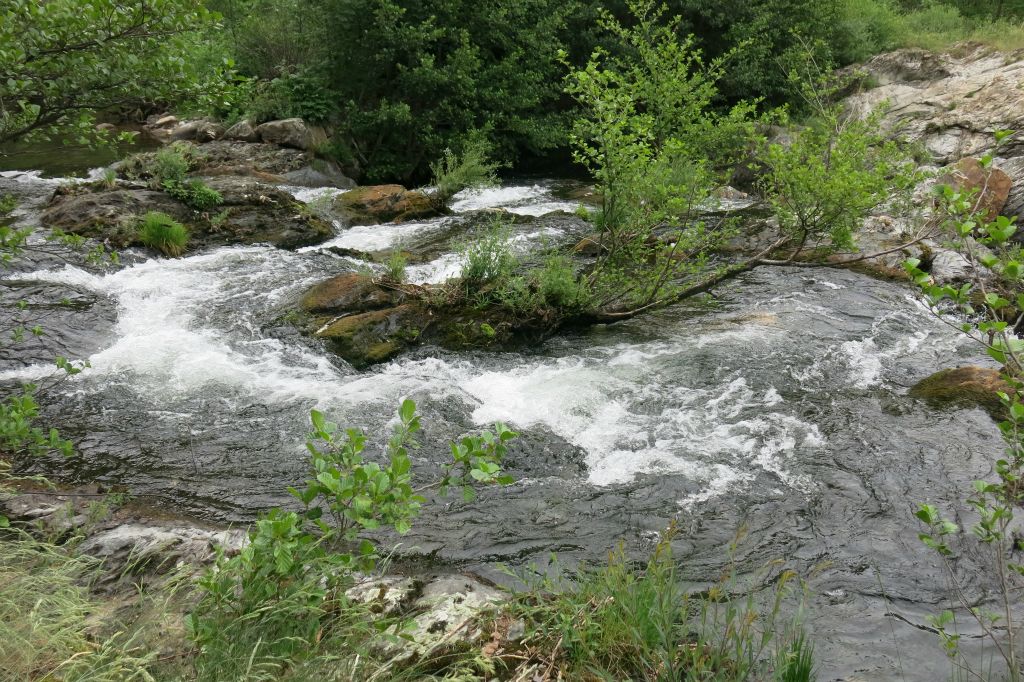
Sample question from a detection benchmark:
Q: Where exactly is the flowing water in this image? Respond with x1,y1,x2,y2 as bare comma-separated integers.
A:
0,166,1011,680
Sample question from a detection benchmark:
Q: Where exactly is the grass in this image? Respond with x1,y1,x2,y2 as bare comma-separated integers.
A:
0,530,157,682
505,526,814,681
837,0,1024,63
137,211,189,257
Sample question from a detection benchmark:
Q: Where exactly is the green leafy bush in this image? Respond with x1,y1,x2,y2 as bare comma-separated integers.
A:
384,250,407,283
164,178,223,211
150,143,192,185
137,211,189,257
459,220,520,286
429,133,501,208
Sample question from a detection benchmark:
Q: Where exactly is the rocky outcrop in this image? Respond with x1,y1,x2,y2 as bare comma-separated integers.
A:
335,185,441,225
909,365,1009,415
295,272,530,367
41,177,334,252
223,119,260,142
255,118,326,151
847,48,1024,165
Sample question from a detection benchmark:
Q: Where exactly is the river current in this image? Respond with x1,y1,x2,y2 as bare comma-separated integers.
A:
0,167,1010,680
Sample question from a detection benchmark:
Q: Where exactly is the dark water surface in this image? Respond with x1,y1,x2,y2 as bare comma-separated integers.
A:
0,167,1011,680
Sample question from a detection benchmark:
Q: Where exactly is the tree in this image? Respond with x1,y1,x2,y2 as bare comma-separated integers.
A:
0,0,220,144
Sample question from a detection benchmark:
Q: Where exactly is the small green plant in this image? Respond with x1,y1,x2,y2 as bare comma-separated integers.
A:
509,524,812,680
384,249,407,283
429,131,502,209
459,218,519,287
99,167,118,190
137,211,189,257
164,178,223,211
151,142,192,185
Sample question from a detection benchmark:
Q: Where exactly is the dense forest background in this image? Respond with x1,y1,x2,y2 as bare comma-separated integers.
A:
192,0,1024,182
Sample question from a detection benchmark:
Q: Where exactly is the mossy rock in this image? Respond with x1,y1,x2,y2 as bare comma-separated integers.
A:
315,304,431,368
334,185,443,225
909,366,1010,417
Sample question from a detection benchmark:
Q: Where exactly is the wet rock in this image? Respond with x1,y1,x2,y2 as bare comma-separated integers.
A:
316,303,431,367
223,119,260,142
191,140,354,188
335,184,441,225
573,233,607,256
910,366,1009,415
281,163,355,189
301,272,396,313
40,179,333,252
940,157,1012,221
256,118,325,151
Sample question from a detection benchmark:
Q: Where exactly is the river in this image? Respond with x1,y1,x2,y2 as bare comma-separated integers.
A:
0,163,1010,680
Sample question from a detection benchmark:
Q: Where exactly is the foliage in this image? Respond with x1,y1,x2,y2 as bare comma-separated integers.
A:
564,0,754,317
384,250,407,284
189,400,516,676
509,525,813,680
759,64,920,256
429,133,501,209
164,178,223,211
121,142,197,187
459,220,521,287
0,531,156,681
904,134,1024,681
0,0,221,145
137,211,190,257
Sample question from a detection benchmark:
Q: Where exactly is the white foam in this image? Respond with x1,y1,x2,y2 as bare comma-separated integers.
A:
450,184,581,216
301,218,452,254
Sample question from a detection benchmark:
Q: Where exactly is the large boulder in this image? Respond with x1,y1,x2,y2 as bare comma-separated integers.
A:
315,304,431,367
910,366,1009,415
335,184,441,225
256,118,325,151
40,178,333,252
168,119,225,143
301,272,396,313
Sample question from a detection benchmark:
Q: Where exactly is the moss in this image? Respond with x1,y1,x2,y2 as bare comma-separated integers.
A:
909,366,1010,417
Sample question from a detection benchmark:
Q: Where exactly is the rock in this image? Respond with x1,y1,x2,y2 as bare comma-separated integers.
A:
281,163,356,189
315,303,430,367
301,272,395,313
929,248,974,284
573,233,607,256
79,524,247,578
223,119,260,142
999,156,1024,223
940,157,1012,221
346,576,421,617
40,179,333,252
335,184,441,225
152,114,179,128
910,366,1010,415
256,118,323,150
168,119,224,143
382,575,506,661
94,122,116,133
846,48,1024,164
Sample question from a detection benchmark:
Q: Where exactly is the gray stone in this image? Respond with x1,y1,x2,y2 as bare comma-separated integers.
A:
257,118,320,150
223,119,260,142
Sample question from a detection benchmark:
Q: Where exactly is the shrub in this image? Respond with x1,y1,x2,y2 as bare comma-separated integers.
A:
459,219,520,286
164,178,223,211
137,211,189,257
834,0,902,64
535,253,590,310
429,133,502,208
150,142,192,185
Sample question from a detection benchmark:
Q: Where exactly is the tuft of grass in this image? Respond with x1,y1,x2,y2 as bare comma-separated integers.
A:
137,211,189,257
384,249,407,283
459,217,519,286
165,178,223,211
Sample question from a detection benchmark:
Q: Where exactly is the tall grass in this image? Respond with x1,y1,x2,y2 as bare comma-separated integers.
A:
0,531,156,682
507,526,814,681
836,0,1024,64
